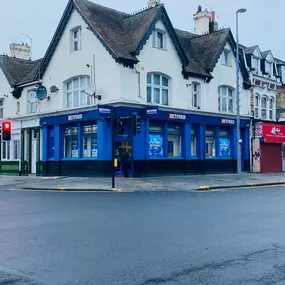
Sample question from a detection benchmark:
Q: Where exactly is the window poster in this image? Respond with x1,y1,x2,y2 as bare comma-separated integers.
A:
91,137,98,157
219,138,231,157
149,134,163,157
72,138,78,157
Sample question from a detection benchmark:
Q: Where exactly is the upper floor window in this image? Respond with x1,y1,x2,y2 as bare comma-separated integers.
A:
261,96,268,119
66,76,91,109
265,61,272,74
222,49,231,66
252,57,259,71
218,86,234,113
269,98,274,120
0,99,4,118
27,90,37,114
153,30,165,49
254,94,260,118
191,82,200,109
71,27,82,52
147,73,169,106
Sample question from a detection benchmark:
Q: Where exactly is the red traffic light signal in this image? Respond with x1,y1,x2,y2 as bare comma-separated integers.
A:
2,121,11,141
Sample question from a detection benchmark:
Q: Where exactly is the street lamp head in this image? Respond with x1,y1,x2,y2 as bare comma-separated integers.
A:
237,8,247,13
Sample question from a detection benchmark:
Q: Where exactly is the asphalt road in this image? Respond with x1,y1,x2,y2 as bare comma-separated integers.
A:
1,187,285,284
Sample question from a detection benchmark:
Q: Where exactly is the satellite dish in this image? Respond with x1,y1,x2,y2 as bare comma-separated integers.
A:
86,83,96,96
36,85,47,101
50,85,59,93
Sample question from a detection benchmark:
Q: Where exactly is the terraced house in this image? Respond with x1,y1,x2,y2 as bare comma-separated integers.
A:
0,0,253,176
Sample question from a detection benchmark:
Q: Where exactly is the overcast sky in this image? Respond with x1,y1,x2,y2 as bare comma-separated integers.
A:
1,0,283,60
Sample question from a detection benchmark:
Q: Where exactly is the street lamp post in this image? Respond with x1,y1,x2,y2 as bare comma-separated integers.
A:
236,8,247,180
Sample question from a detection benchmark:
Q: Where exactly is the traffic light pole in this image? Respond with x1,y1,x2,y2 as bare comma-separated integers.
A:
111,108,116,188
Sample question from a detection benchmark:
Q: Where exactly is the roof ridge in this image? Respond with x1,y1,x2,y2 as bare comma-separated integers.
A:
125,3,163,19
74,0,130,16
190,27,229,39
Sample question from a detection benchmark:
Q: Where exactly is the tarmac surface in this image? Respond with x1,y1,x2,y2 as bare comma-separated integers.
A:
1,184,285,284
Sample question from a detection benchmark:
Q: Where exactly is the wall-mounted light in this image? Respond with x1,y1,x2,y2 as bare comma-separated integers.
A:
50,85,59,93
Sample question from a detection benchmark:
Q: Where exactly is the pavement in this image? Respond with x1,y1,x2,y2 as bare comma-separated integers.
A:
2,186,285,284
3,172,285,192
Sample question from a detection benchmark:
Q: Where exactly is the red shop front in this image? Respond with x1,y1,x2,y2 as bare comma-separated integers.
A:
259,122,285,173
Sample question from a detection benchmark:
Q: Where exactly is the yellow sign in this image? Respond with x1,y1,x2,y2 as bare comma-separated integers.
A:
114,159,118,167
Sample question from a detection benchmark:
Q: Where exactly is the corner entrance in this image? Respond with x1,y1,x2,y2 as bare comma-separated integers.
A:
115,141,132,176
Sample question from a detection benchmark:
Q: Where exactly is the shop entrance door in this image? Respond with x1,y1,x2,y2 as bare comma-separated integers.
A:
282,144,285,172
115,141,132,176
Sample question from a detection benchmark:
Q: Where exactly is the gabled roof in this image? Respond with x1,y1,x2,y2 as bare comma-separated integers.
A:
275,58,285,66
0,55,41,87
261,50,270,59
39,0,189,77
244,45,258,55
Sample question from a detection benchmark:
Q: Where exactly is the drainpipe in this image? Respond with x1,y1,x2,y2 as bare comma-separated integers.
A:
133,66,141,99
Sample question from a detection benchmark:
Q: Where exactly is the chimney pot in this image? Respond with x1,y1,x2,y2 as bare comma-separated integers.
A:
148,0,161,8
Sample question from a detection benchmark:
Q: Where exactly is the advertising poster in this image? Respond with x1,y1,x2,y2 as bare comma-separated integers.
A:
149,134,163,157
219,138,231,157
72,138,78,157
91,137,98,157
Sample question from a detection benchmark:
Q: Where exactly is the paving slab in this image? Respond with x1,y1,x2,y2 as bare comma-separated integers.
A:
3,172,285,192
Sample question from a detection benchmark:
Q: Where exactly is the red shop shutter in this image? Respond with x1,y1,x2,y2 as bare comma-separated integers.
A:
260,143,282,173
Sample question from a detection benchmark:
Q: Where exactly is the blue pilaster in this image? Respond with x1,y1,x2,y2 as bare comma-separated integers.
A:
199,124,205,159
55,125,60,160
98,120,111,160
233,126,237,160
133,119,146,160
78,123,82,158
185,122,191,159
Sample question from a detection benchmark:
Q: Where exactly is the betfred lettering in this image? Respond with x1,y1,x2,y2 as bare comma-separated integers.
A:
99,108,111,114
221,118,235,125
169,113,186,120
68,114,83,121
147,109,158,115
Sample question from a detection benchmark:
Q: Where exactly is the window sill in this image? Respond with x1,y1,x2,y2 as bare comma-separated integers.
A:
152,46,167,51
222,63,232,67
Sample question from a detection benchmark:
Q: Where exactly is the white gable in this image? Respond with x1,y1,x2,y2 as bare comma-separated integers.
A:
252,47,262,58
265,51,274,62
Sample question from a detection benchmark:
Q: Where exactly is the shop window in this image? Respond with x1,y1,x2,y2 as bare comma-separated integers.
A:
83,124,98,158
66,76,91,109
219,128,231,158
205,128,216,158
2,141,11,160
218,86,234,113
168,124,182,157
64,127,79,158
13,140,20,160
149,122,164,157
191,127,197,156
147,73,169,106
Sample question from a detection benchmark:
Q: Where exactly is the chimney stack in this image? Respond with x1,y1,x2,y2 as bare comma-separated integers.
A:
148,0,161,8
209,11,218,33
193,5,211,35
9,43,31,60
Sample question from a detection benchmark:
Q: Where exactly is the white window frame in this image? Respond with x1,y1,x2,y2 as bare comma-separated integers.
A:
147,73,169,106
1,141,11,160
218,86,234,113
261,96,268,119
65,76,91,109
27,90,37,114
252,56,259,72
254,93,260,118
71,27,82,52
191,82,200,109
16,101,20,113
0,99,4,119
153,29,166,49
222,49,231,66
265,61,272,74
269,97,275,120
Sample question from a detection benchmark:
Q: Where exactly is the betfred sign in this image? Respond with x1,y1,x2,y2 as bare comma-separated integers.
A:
262,122,285,143
168,113,186,120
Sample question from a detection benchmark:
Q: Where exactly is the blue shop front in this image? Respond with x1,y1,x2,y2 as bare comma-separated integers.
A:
40,106,250,177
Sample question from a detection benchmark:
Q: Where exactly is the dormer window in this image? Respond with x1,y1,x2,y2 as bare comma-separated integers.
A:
153,30,165,49
222,49,231,66
71,27,82,52
252,57,259,71
265,61,272,74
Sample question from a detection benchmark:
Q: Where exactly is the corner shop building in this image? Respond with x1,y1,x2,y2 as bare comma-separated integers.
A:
40,105,250,176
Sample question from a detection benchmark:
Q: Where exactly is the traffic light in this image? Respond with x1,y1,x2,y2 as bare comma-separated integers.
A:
131,113,141,136
2,121,11,141
117,120,125,135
